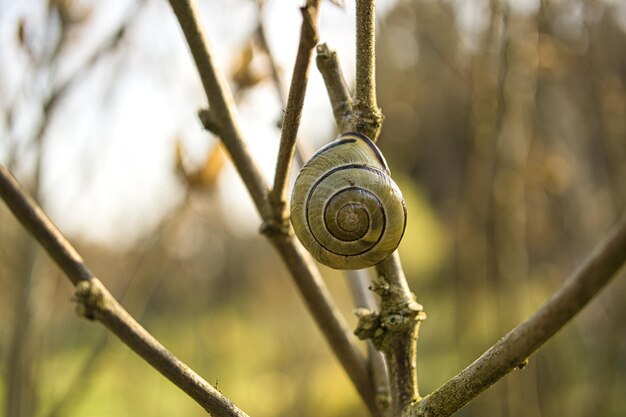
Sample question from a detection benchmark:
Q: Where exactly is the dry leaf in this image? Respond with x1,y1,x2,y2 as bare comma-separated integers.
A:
175,140,226,190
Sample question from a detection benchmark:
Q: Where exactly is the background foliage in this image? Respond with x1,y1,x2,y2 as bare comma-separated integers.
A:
1,0,625,416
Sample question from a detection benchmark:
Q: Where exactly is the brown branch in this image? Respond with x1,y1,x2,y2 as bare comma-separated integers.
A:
75,278,249,417
270,237,384,417
45,210,179,417
254,14,308,167
168,2,382,414
356,252,425,416
3,8,144,416
315,43,353,132
347,269,391,415
0,164,249,417
0,164,93,285
347,1,420,414
168,0,272,221
410,214,626,417
269,0,320,226
353,0,383,140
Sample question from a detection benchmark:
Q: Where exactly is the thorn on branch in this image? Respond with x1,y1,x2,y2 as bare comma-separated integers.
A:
197,108,221,136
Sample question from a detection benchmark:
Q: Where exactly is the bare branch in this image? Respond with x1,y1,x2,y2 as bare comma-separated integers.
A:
410,214,626,417
45,211,179,417
315,43,353,132
254,14,308,167
75,278,249,417
353,0,383,140
44,0,145,117
270,237,384,417
356,252,425,416
167,2,383,414
342,2,420,414
0,163,249,417
0,164,93,285
347,269,391,415
270,0,320,225
168,0,272,220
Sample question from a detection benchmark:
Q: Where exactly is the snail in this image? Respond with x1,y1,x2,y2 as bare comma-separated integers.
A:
290,132,406,270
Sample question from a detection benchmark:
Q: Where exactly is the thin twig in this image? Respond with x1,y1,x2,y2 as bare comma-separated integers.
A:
168,0,272,220
410,214,626,417
3,6,145,416
353,0,383,140
75,278,250,417
270,0,320,225
45,208,180,417
43,0,146,117
0,165,93,285
347,269,391,415
270,237,384,417
315,43,353,132
0,164,249,417
254,14,308,166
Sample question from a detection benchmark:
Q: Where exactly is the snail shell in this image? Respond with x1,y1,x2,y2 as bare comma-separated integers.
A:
290,132,406,270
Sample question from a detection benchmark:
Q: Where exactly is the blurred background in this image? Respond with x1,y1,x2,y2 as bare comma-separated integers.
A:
1,0,625,416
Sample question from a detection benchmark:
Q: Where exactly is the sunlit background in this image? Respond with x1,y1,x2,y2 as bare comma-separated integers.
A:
1,0,625,416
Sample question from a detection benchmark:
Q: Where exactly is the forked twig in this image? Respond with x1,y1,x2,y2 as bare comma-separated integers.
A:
343,1,421,414
167,1,381,414
168,0,272,220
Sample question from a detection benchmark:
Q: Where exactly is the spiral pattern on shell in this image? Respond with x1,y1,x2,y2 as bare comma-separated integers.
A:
290,132,407,270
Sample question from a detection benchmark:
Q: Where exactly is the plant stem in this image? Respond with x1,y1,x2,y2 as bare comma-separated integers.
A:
168,2,381,413
410,214,626,417
270,0,320,226
0,164,249,417
353,0,383,140
75,279,250,417
270,236,384,417
0,165,93,285
347,269,391,415
373,252,425,415
316,43,353,132
349,1,419,415
168,0,272,220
